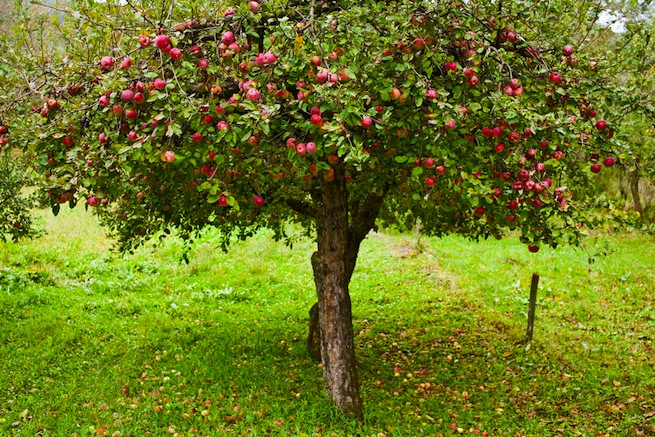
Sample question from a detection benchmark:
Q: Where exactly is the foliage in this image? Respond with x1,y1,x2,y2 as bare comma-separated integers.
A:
0,154,42,242
1,208,654,435
1,0,636,253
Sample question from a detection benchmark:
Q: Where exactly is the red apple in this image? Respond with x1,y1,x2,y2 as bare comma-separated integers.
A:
253,195,265,207
139,35,151,47
170,48,183,60
99,56,114,70
154,34,170,49
163,151,176,162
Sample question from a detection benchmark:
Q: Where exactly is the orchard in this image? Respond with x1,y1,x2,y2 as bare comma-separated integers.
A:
0,0,644,418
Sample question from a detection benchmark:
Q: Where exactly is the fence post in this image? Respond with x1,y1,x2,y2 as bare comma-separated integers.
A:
526,273,539,342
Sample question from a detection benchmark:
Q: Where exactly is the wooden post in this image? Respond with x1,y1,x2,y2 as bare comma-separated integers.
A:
526,273,539,342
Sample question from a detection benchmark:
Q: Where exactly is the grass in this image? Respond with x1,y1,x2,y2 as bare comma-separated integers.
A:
0,207,654,436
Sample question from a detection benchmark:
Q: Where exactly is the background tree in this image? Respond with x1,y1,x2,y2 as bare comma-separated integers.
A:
1,0,646,417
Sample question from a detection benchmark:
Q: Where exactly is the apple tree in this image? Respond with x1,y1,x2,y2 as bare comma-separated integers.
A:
2,0,635,417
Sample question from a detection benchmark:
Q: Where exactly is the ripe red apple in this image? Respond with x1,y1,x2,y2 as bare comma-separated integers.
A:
133,92,145,104
595,119,607,131
551,150,564,160
535,162,546,172
463,67,475,78
111,105,123,116
306,142,317,154
221,31,235,45
217,121,229,130
87,196,99,207
413,38,425,50
263,52,276,64
125,109,137,120
481,127,493,137
425,89,438,99
328,154,339,165
219,196,229,206
153,78,166,90
424,157,435,168
562,45,574,56
98,133,108,144
62,136,74,146
361,116,373,128
99,56,114,70
495,143,505,153
444,61,457,72
549,72,563,84
245,88,260,100
310,114,323,125
154,34,170,49
590,163,601,173
139,35,151,47
120,57,132,69
198,59,209,69
163,151,176,162
518,169,530,181
170,48,183,60
388,88,401,100
444,118,456,130
467,75,479,86
528,245,540,253
310,55,321,66
120,89,134,101
127,130,138,141
424,176,436,186
295,143,307,155
316,68,329,84
253,195,265,207
192,132,203,143
603,157,615,167
436,165,446,174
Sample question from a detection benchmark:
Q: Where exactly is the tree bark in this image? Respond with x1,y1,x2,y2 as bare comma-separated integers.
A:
305,163,388,418
630,169,643,215
311,164,363,419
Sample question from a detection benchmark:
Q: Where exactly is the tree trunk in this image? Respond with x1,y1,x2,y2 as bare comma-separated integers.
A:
630,169,643,215
311,164,363,419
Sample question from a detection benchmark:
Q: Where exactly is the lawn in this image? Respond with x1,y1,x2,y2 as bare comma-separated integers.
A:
1,207,653,436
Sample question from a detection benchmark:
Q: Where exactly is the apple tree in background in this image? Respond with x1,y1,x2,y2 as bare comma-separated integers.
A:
1,0,646,417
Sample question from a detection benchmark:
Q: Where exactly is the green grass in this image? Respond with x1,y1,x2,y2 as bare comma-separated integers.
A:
1,207,654,436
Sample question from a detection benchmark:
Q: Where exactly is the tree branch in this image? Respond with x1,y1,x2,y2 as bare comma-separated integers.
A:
286,197,316,218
